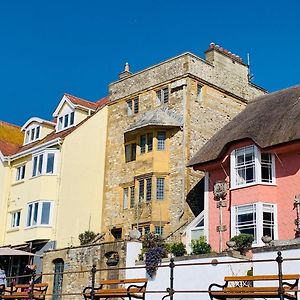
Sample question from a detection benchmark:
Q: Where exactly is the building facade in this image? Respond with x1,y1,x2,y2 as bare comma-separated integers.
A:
102,43,265,241
0,94,108,275
188,85,300,252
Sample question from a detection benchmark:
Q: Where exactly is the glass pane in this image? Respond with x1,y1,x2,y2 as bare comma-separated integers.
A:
41,202,50,224
38,154,43,175
163,88,169,103
130,187,135,207
191,228,204,240
64,114,69,128
125,145,130,162
147,133,153,152
32,156,38,176
46,153,55,174
33,202,39,225
131,144,136,161
35,126,40,139
156,178,164,200
27,204,33,226
157,132,166,150
139,180,144,201
140,135,146,154
70,112,75,125
146,178,152,201
127,101,133,116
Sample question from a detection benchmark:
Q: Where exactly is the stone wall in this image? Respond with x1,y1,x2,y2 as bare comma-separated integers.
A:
102,46,266,242
42,241,127,300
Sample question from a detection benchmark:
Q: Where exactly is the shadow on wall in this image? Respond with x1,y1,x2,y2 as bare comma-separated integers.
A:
186,178,205,216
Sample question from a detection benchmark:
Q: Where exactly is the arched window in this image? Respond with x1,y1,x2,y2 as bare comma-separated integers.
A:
52,258,64,300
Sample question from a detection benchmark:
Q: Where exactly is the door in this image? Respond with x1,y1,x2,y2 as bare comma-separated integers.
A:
52,259,64,300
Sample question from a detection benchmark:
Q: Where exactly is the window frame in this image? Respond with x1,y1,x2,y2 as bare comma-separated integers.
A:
125,143,136,163
230,145,276,189
57,111,75,132
123,187,129,209
10,210,21,228
157,131,166,151
32,150,58,177
231,202,277,246
24,125,41,144
26,200,53,228
16,164,26,181
156,177,165,200
156,87,169,105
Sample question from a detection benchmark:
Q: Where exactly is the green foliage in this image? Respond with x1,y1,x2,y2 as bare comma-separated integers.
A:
78,230,97,245
168,242,186,257
230,233,254,255
191,236,211,255
142,233,165,249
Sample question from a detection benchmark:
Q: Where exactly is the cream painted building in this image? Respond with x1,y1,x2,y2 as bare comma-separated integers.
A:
0,94,108,275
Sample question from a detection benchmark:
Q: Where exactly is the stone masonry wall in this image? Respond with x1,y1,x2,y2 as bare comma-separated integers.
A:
103,48,266,241
42,241,127,300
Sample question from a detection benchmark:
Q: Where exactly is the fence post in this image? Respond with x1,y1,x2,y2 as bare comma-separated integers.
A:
169,257,175,300
29,269,36,300
276,251,284,300
91,264,97,300
162,258,175,300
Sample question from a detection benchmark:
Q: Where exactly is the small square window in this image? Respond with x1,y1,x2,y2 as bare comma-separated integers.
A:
16,165,26,181
134,98,139,114
157,132,166,150
155,226,163,236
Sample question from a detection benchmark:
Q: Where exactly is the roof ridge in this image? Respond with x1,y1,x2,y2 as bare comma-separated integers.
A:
0,120,21,129
64,93,95,105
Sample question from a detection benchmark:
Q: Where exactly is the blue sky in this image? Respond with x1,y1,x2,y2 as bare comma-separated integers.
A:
1,0,299,126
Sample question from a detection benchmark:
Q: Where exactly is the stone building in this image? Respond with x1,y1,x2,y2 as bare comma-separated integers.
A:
102,43,266,241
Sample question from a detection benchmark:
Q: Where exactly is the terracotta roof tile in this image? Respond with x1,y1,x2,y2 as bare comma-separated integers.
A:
0,121,24,156
64,93,98,110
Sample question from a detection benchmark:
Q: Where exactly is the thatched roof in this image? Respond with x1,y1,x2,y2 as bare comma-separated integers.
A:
188,84,300,167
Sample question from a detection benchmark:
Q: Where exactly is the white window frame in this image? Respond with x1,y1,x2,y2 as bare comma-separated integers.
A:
230,145,276,189
10,210,21,228
16,164,26,181
57,111,75,132
231,202,278,247
156,87,169,105
32,150,58,177
26,200,53,228
24,125,41,144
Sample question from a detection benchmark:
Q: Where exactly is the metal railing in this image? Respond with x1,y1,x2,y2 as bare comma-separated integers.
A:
3,251,300,300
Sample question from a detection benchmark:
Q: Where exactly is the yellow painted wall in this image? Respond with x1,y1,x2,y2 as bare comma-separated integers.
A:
5,154,58,245
3,105,107,249
0,161,12,245
54,106,107,248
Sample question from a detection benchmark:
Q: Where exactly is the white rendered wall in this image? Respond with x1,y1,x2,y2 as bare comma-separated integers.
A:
126,242,251,300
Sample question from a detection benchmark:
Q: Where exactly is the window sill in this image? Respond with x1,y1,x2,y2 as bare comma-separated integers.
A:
7,228,20,233
230,182,277,191
11,180,25,186
25,225,52,229
30,174,56,180
56,124,75,133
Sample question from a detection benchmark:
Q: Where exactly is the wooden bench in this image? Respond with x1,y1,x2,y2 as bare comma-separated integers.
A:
83,278,148,300
0,283,48,300
209,274,299,300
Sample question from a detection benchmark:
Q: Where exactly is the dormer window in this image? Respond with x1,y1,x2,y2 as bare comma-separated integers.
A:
57,111,75,131
25,126,40,144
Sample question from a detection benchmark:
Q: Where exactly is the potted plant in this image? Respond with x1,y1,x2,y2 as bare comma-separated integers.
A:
230,233,254,255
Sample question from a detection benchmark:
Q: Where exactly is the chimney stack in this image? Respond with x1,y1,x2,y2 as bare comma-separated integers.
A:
119,62,132,79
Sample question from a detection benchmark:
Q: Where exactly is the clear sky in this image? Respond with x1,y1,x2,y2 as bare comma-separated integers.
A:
1,0,299,126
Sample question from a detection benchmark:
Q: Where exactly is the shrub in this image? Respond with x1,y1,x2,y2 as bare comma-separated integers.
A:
78,230,97,245
191,236,211,255
230,233,254,255
169,242,186,257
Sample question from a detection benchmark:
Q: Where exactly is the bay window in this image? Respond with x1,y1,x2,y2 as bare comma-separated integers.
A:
32,150,58,177
230,145,275,188
231,202,277,245
26,201,52,227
